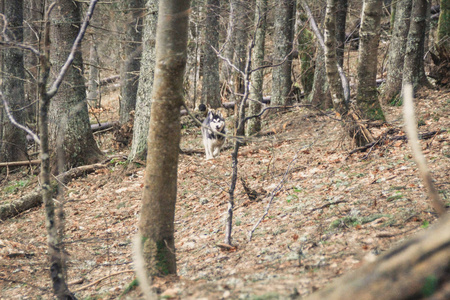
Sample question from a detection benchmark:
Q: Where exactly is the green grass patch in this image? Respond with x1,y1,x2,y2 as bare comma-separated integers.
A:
329,216,360,229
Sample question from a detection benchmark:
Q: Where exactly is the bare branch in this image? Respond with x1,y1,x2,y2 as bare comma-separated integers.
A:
0,14,42,57
212,46,246,79
0,92,41,145
402,84,446,216
47,0,99,98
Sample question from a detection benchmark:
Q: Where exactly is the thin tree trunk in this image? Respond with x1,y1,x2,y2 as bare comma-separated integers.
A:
335,0,348,68
271,0,296,106
138,0,189,277
247,0,267,135
402,0,430,90
129,0,159,161
39,2,99,298
324,0,347,115
382,0,412,104
23,0,43,122
230,0,249,136
437,0,450,52
356,0,385,121
310,43,332,107
87,40,99,107
296,9,315,97
0,0,28,163
119,0,144,124
201,0,221,108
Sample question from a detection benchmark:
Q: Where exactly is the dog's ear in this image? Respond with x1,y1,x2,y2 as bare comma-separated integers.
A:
217,111,223,118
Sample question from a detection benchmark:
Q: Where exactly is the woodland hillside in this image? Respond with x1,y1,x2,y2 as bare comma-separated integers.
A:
0,0,449,299
0,85,449,299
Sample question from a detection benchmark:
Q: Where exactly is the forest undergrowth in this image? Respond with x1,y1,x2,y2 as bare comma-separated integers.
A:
0,87,449,299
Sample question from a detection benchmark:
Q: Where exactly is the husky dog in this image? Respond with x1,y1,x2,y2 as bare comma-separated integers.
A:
202,110,226,160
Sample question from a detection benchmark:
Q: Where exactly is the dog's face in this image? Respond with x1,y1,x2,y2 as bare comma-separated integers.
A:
208,111,225,133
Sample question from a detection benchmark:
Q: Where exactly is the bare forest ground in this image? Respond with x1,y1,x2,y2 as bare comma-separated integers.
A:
0,86,449,299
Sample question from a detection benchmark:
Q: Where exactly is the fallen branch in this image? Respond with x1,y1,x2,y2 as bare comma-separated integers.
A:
72,270,134,292
91,121,118,132
0,162,107,220
306,200,347,215
348,130,446,155
0,159,41,168
99,74,120,86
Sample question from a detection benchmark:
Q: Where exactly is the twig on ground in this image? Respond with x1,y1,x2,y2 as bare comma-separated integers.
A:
72,270,135,292
305,200,348,215
248,143,313,241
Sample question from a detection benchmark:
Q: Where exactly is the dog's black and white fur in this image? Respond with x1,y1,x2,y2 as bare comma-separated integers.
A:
202,110,226,160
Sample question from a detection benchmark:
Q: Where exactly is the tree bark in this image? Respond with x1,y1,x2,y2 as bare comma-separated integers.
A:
302,213,450,300
382,0,412,104
402,0,430,90
335,0,348,68
324,0,347,115
356,0,385,121
87,40,99,107
437,0,450,49
247,0,267,135
49,0,103,172
129,0,159,161
271,0,296,106
296,10,315,97
0,0,28,163
119,0,145,124
201,0,221,108
138,0,189,277
323,0,374,146
229,0,249,136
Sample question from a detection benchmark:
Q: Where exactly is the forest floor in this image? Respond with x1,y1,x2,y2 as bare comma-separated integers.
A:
0,86,449,300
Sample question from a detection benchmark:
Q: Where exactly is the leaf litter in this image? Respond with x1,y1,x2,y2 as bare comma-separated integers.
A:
0,87,448,299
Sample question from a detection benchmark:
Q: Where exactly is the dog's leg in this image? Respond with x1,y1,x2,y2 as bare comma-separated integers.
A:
204,139,213,160
212,146,220,157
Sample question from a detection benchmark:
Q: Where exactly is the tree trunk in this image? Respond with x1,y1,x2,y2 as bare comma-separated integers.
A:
247,0,267,135
324,0,347,115
23,0,43,121
356,0,385,121
230,0,249,136
302,213,450,300
119,0,144,124
310,42,332,108
297,11,315,97
0,0,28,163
271,0,296,106
87,40,99,107
138,0,189,277
402,0,430,90
49,0,103,172
303,4,332,108
382,0,412,104
432,0,450,86
201,0,221,109
324,0,374,146
437,0,450,49
129,0,159,161
335,0,348,68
